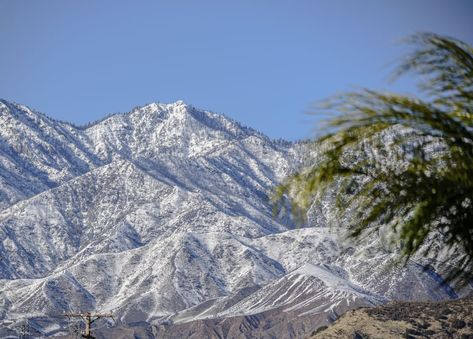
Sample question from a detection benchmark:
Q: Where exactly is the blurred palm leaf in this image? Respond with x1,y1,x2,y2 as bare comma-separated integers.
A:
275,33,473,283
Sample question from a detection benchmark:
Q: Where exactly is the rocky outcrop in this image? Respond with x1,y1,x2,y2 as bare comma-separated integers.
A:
312,296,473,339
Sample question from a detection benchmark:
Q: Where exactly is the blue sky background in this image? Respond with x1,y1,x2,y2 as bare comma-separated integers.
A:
1,1,472,140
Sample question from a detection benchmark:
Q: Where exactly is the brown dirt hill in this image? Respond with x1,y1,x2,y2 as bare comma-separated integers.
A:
311,296,473,339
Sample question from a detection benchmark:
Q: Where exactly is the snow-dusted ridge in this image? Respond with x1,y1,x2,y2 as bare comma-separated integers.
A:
0,99,468,338
80,100,283,145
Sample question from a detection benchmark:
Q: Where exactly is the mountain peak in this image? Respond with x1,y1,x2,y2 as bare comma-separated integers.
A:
0,98,469,338
173,99,186,106
138,99,188,113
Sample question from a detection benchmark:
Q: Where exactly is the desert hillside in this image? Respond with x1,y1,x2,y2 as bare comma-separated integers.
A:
312,296,473,339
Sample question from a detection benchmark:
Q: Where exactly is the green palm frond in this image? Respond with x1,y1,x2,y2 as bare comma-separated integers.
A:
275,33,473,283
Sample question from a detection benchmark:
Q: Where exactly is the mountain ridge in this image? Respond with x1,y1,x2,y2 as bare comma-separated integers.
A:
0,99,469,338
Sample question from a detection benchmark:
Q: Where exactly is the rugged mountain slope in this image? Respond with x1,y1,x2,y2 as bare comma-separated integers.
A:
0,100,101,210
0,99,469,338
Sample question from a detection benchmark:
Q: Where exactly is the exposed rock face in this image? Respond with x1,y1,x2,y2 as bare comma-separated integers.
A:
0,99,469,338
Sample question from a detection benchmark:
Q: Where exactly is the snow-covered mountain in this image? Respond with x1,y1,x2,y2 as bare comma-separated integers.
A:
0,99,467,338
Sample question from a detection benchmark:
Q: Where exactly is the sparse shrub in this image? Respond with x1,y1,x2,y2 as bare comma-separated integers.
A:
311,325,328,335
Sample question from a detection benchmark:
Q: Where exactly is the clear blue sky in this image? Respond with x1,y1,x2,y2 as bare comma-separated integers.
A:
1,1,472,140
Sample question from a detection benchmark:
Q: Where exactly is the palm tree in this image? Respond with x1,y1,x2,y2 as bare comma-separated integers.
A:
275,33,473,283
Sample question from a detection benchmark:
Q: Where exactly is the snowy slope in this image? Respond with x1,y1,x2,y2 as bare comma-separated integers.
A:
0,99,467,338
0,100,102,210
